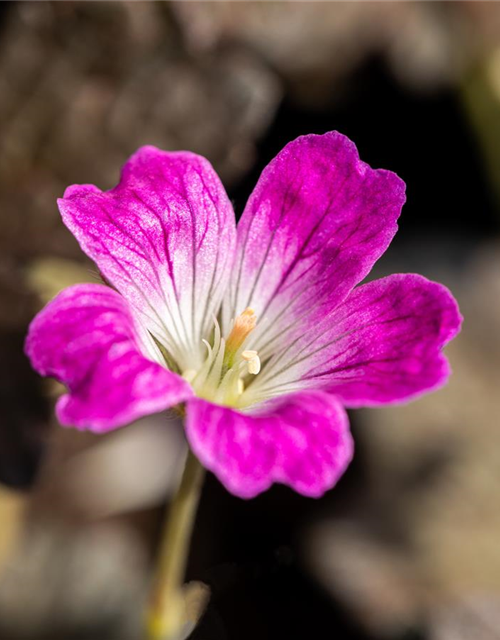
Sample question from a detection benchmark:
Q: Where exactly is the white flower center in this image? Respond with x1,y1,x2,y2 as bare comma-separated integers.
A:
182,308,261,407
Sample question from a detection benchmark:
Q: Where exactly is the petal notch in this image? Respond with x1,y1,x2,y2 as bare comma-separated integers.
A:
225,131,405,359
59,147,236,371
186,391,353,498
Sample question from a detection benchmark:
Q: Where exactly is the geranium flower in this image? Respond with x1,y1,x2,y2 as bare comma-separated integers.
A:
25,132,461,499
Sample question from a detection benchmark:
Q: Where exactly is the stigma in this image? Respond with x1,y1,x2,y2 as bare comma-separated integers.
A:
224,308,257,367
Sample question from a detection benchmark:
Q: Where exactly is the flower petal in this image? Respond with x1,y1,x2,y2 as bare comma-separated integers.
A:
58,146,236,371
224,131,405,358
246,274,462,406
25,284,193,432
185,391,353,498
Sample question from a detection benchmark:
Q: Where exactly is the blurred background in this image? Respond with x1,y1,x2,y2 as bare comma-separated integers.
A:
1,2,500,639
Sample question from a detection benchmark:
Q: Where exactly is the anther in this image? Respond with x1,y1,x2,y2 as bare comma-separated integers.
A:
242,350,261,375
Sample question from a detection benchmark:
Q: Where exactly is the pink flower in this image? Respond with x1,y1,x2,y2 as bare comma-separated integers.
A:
25,132,462,498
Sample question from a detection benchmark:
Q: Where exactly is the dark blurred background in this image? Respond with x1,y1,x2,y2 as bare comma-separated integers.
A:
1,2,500,639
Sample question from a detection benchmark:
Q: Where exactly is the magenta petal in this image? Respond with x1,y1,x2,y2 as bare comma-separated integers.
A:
185,391,353,498
321,275,462,405
58,146,236,371
224,131,405,355
25,284,193,432
257,274,462,406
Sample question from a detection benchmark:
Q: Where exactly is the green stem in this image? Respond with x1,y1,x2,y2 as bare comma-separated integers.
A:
147,449,205,640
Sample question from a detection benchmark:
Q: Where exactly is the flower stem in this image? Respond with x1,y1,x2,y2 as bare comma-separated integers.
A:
147,449,205,640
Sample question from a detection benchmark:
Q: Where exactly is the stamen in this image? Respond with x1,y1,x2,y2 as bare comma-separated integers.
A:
182,369,197,383
242,350,261,375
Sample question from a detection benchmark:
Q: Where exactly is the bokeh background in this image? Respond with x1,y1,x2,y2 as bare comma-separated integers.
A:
1,2,500,639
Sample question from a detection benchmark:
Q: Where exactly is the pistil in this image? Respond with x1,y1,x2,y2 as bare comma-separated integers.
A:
224,308,257,368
